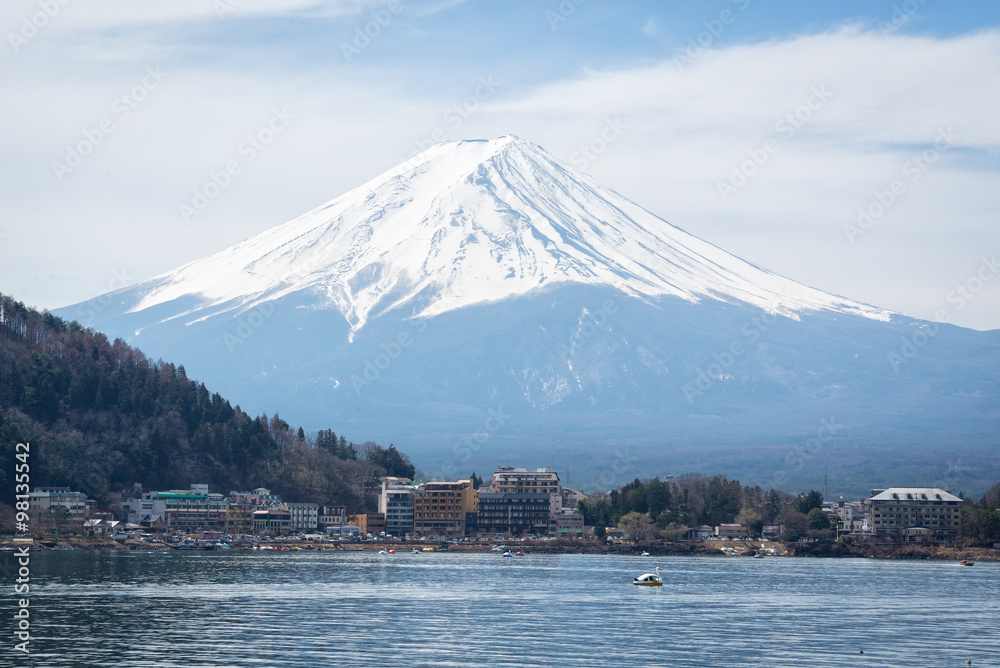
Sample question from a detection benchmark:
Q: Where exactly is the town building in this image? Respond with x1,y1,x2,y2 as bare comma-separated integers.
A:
286,502,320,532
349,513,386,536
823,497,866,533
252,507,292,534
119,485,231,532
688,525,715,541
866,487,963,544
320,506,347,529
379,477,414,537
483,467,584,536
412,480,477,538
715,524,748,539
226,502,254,534
28,488,92,521
561,487,587,513
555,510,584,536
120,496,157,526
476,490,550,537
158,489,230,532
83,518,122,537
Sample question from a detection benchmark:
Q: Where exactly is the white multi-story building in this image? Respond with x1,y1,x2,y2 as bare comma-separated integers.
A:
121,497,161,525
379,477,414,537
286,503,320,531
561,487,587,514
320,506,347,529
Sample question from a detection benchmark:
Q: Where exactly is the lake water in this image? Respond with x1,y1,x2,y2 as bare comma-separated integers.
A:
9,550,999,667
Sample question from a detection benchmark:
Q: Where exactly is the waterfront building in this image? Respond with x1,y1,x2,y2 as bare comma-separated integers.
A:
226,503,254,534
159,489,230,532
119,485,231,532
561,487,587,513
286,502,320,532
476,489,550,537
688,525,715,541
28,488,92,521
252,507,292,534
715,523,748,539
349,513,386,536
379,477,414,537
412,480,477,538
866,487,962,544
555,510,584,536
488,466,573,535
320,506,347,529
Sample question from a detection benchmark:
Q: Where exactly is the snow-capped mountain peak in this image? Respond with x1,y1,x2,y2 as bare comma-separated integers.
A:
131,135,890,336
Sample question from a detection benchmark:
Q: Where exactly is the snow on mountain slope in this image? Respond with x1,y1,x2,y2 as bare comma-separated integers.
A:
128,135,890,337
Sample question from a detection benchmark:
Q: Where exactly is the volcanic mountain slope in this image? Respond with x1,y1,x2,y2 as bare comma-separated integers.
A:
57,136,1000,493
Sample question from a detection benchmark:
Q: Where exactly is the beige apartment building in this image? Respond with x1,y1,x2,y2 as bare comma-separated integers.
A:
866,487,963,544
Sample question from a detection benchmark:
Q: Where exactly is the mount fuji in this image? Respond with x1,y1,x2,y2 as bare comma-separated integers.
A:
57,136,1000,493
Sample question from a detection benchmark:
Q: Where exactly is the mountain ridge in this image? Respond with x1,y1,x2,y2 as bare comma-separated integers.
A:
55,136,1000,494
96,135,890,342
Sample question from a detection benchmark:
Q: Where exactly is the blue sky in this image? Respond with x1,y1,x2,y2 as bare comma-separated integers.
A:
2,0,999,329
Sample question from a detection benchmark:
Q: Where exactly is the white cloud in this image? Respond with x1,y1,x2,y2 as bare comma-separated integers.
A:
0,0,391,33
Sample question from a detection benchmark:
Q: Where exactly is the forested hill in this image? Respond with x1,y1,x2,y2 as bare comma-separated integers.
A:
0,293,414,510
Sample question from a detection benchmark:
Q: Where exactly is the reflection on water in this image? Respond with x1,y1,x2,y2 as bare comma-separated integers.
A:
10,551,999,667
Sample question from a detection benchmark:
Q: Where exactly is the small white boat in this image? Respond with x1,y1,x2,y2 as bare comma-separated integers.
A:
502,551,513,558
641,551,650,556
377,549,388,555
633,566,663,586
412,548,420,554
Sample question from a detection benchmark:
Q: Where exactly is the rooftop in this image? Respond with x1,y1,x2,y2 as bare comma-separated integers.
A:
870,488,962,502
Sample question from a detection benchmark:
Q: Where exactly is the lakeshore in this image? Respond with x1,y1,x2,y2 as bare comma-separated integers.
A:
5,536,998,561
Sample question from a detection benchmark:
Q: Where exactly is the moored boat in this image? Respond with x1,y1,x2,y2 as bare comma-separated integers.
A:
177,540,215,551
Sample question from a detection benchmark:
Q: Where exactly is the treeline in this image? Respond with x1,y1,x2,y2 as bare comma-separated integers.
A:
581,474,1000,546
0,293,413,514
577,474,828,541
959,483,1000,546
